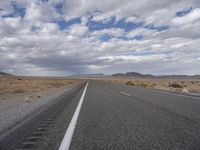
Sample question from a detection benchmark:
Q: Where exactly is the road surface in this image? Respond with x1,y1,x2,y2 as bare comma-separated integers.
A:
1,80,200,150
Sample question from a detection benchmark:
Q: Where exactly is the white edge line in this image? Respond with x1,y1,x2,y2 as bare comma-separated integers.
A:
123,83,200,100
148,88,200,100
59,81,88,150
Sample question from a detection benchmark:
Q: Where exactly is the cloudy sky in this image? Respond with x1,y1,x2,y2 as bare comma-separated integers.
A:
0,0,200,76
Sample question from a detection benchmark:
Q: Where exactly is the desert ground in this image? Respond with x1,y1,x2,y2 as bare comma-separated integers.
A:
0,75,82,100
100,77,200,96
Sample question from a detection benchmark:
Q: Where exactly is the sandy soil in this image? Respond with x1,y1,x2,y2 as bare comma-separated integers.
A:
100,77,200,95
0,76,82,100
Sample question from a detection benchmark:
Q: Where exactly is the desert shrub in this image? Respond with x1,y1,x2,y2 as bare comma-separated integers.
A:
169,83,183,88
126,81,135,86
68,81,74,84
137,82,148,88
50,82,64,87
148,83,156,88
182,84,188,87
12,89,26,94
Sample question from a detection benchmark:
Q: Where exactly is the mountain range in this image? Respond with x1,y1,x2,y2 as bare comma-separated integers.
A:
0,71,13,76
69,73,106,77
112,72,200,79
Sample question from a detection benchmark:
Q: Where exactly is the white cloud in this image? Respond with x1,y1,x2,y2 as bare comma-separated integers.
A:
91,28,125,37
68,24,88,36
172,8,200,25
127,28,155,38
125,16,139,23
0,0,200,75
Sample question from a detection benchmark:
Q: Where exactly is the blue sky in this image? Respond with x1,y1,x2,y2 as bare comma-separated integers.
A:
0,0,200,76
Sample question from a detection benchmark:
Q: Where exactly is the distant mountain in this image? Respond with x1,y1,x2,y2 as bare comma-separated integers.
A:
112,72,155,78
70,73,105,77
112,71,200,79
0,71,13,76
158,75,200,79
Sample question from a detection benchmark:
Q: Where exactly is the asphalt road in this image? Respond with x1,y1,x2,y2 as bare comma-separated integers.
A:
1,80,200,150
70,80,200,150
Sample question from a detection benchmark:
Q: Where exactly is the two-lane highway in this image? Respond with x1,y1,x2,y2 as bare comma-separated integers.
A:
1,80,200,150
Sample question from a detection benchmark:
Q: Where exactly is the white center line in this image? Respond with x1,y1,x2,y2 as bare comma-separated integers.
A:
120,91,131,96
59,81,88,150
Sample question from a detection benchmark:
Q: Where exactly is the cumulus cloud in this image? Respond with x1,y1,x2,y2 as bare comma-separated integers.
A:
172,8,200,25
0,0,200,76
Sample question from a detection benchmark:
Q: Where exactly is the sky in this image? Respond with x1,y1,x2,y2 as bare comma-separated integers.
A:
0,0,200,76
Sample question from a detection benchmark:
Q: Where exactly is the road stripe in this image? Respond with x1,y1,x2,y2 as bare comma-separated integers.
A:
120,91,131,96
149,89,200,100
59,81,88,150
123,84,200,100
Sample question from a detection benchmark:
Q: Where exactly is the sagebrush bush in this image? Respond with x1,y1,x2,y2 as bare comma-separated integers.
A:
126,81,135,86
137,82,148,88
169,83,183,88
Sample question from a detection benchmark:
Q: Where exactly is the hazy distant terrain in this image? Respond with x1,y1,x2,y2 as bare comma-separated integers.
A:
112,71,200,79
70,73,106,77
0,71,13,76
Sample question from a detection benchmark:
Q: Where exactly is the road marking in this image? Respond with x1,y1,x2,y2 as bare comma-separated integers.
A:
120,91,131,96
123,84,200,100
59,81,88,150
149,89,200,100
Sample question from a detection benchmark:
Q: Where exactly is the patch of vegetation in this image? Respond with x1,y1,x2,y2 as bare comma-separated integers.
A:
137,82,148,88
68,81,74,84
169,83,183,88
147,83,156,88
182,84,188,87
126,81,135,86
12,89,26,94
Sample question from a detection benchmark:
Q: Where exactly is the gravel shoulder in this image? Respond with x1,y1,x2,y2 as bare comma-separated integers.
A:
0,83,79,135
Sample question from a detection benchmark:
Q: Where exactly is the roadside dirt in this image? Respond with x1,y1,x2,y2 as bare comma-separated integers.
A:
0,76,82,101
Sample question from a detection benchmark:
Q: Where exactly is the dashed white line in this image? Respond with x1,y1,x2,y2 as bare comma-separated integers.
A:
120,91,131,97
59,81,88,150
